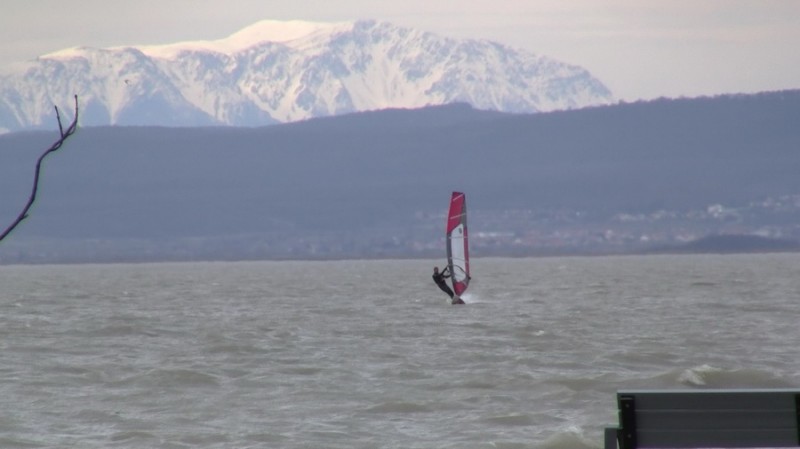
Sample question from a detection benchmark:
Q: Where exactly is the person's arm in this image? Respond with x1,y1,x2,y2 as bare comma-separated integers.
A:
442,266,451,278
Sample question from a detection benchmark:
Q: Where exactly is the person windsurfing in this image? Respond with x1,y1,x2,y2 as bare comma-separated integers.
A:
432,266,465,304
432,266,453,299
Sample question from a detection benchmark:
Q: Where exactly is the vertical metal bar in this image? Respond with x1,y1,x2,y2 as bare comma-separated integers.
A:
795,393,800,445
619,395,637,449
605,427,620,449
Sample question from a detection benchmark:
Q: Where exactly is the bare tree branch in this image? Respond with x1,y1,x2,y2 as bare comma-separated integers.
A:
0,95,79,243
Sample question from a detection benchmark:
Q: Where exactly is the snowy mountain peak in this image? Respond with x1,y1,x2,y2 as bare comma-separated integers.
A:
0,19,613,132
229,19,354,46
136,20,355,59
42,45,103,61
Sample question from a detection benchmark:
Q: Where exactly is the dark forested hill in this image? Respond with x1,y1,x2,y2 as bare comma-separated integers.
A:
1,90,798,262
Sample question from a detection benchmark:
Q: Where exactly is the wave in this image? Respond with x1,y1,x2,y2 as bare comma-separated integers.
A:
483,413,535,426
82,324,162,338
0,436,44,448
676,364,795,388
601,364,796,390
364,401,432,413
537,426,599,449
119,368,221,388
109,430,158,443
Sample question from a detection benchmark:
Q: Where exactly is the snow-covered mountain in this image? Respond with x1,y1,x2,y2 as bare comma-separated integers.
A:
0,19,613,133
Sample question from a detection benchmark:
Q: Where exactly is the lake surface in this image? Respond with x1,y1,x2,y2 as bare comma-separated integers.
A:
2,254,799,448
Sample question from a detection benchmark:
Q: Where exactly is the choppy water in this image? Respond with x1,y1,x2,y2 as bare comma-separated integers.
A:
2,254,799,448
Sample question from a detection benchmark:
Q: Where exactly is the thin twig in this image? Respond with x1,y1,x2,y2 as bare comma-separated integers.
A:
0,95,79,243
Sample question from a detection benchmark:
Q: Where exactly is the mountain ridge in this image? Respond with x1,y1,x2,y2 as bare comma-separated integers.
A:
0,19,612,133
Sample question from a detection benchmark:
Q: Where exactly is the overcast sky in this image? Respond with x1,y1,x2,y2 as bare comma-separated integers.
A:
2,0,798,101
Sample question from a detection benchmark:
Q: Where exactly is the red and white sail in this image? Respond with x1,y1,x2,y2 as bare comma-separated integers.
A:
446,191,470,296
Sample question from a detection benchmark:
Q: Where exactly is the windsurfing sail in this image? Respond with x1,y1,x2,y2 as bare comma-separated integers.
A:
446,191,470,297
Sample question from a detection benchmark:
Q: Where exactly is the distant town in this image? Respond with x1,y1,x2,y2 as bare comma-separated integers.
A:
343,193,800,259
254,192,800,259
466,193,800,256
3,194,798,264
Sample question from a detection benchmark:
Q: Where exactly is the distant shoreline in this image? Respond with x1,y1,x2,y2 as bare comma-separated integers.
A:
2,235,799,266
643,234,800,255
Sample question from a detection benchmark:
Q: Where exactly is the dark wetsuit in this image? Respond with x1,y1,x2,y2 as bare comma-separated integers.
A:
432,268,454,299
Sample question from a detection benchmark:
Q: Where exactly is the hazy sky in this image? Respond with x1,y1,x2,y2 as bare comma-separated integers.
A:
2,0,798,101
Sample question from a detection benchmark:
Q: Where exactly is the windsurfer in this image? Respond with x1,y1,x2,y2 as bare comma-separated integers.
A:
432,266,455,299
